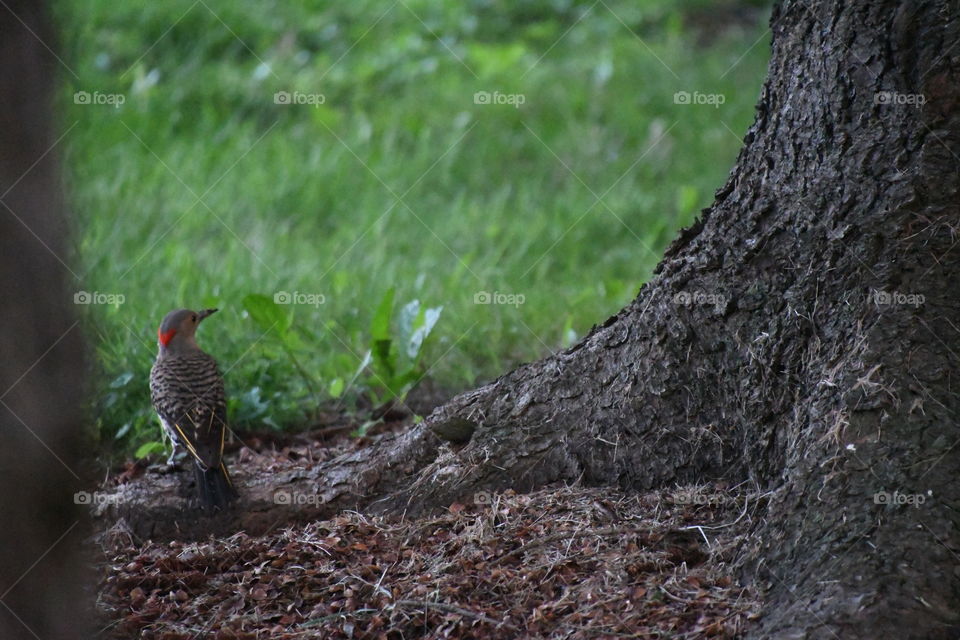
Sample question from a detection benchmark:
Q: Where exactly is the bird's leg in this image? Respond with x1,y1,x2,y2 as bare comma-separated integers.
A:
165,440,183,466
149,422,185,473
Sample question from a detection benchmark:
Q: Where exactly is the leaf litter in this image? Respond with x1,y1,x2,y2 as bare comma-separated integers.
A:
94,477,762,638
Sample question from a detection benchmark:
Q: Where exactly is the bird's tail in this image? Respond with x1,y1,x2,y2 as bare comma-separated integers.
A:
194,461,237,510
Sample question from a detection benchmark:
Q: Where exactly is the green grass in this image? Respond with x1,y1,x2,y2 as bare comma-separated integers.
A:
56,0,771,450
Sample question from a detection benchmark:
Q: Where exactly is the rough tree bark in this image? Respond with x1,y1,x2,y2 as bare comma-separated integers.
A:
369,1,960,636
107,1,959,637
0,1,90,638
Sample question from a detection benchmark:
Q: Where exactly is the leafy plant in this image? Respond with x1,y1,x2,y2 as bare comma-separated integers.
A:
366,287,443,403
135,440,166,459
242,294,323,416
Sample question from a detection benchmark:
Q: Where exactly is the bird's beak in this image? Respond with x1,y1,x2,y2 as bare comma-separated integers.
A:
197,308,218,322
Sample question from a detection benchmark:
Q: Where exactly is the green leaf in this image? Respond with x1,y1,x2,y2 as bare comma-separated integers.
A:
352,350,373,382
281,329,307,351
371,287,395,341
352,418,382,437
236,386,269,419
109,372,134,388
114,422,131,439
328,377,345,398
242,293,291,333
392,368,420,392
407,305,442,359
135,440,166,459
371,288,396,379
397,299,421,353
372,338,394,379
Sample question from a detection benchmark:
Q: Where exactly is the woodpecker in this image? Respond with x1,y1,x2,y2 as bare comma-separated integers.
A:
149,308,237,510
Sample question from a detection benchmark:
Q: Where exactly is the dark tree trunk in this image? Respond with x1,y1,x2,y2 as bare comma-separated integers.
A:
105,1,959,637
0,1,90,639
382,1,960,636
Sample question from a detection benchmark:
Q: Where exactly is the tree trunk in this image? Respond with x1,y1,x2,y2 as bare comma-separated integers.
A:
0,1,90,638
369,1,960,636
104,1,959,637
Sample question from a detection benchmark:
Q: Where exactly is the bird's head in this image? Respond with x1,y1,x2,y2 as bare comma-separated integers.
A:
156,308,217,353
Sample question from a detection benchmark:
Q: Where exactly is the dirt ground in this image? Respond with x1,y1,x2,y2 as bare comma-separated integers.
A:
91,421,762,639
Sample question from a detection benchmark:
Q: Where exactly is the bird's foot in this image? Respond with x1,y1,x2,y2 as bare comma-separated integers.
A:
148,459,182,474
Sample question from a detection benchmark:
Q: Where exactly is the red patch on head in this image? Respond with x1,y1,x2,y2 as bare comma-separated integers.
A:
158,328,177,347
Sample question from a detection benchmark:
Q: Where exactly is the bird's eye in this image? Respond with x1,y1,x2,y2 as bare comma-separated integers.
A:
191,315,197,322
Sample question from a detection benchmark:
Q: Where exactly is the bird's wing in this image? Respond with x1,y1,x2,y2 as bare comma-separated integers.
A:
150,352,227,470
